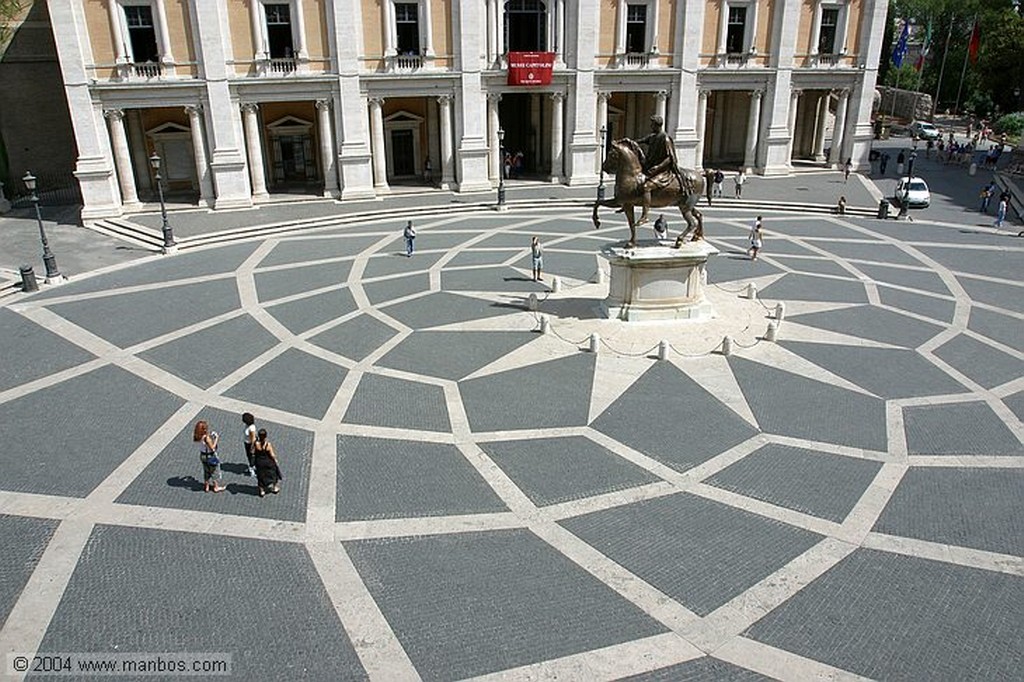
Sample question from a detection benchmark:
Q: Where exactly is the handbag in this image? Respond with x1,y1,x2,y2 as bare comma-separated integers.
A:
205,454,220,466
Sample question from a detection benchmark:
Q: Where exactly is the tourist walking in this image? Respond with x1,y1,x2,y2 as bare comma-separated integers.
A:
253,429,281,497
712,169,725,198
879,153,889,175
837,196,848,215
194,420,224,493
530,236,544,282
995,198,1008,228
748,216,764,261
843,158,852,182
896,150,906,176
980,182,996,213
403,220,416,257
242,412,257,478
734,171,746,198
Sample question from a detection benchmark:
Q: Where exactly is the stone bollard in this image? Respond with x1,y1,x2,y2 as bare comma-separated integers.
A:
19,264,39,293
775,302,786,322
658,340,669,361
877,199,890,220
765,321,778,342
552,276,562,293
540,315,550,335
721,336,732,356
589,333,600,353
527,293,538,311
596,268,605,285
746,283,757,300
969,162,977,176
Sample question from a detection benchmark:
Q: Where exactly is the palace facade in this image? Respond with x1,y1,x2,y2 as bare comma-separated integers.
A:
46,0,887,219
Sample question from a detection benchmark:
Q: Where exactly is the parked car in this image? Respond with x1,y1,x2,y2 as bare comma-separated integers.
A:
895,176,931,207
909,121,941,140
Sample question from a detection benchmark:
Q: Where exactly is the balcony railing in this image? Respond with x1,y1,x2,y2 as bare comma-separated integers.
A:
133,62,162,79
392,54,423,72
622,52,651,68
267,58,297,74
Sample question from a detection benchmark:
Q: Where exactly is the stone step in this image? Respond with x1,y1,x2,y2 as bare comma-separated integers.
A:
86,219,164,250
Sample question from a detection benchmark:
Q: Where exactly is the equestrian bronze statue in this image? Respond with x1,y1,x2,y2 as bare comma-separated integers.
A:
592,115,711,248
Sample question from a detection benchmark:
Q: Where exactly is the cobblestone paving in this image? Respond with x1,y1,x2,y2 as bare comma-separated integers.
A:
0,207,1021,680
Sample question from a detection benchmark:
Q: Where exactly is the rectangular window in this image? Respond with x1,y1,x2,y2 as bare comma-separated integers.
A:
265,3,294,59
395,3,420,55
725,6,747,54
818,8,839,54
625,4,647,54
124,5,159,63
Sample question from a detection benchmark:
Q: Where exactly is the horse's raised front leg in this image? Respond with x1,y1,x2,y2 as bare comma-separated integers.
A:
592,199,620,230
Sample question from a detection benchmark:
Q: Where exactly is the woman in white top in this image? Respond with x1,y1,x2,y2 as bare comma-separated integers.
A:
748,216,764,261
242,412,257,478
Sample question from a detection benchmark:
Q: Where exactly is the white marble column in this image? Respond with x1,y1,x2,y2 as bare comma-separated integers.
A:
614,0,627,58
486,0,498,63
107,0,127,65
438,94,454,188
552,0,565,66
240,103,268,199
787,89,801,165
316,99,339,197
382,0,395,55
422,0,435,57
294,0,309,60
550,91,565,182
104,109,139,206
185,105,215,205
694,90,709,170
153,0,175,73
828,88,850,166
743,90,763,172
369,97,388,189
814,91,830,162
487,94,501,183
655,90,668,122
596,92,610,137
249,0,266,59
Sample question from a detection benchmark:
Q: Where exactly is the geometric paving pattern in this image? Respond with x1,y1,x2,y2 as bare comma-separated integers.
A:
1,208,1022,680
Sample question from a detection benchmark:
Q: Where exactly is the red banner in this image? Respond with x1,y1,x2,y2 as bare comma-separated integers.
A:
507,52,555,86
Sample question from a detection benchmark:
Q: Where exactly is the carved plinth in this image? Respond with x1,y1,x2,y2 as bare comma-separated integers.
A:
600,240,719,321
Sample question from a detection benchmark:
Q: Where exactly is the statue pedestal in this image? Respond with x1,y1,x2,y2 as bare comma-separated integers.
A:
600,240,719,322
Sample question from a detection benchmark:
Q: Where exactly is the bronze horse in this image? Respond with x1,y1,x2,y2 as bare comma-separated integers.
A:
592,138,711,248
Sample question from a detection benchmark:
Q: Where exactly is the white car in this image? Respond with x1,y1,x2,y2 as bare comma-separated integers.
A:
895,176,931,208
909,121,941,140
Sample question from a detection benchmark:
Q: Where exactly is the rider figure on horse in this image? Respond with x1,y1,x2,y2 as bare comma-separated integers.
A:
637,115,693,225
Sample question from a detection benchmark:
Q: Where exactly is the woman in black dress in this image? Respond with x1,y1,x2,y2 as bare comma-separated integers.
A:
252,428,281,497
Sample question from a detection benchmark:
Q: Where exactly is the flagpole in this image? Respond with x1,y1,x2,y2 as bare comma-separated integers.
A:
954,16,977,115
932,13,954,117
915,19,930,92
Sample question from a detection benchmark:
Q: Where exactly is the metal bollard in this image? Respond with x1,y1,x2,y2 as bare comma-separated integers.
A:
658,340,669,361
552,276,562,293
19,264,39,293
721,336,732,356
527,293,538,311
746,283,757,300
775,302,786,322
765,321,778,342
589,333,600,353
540,315,550,335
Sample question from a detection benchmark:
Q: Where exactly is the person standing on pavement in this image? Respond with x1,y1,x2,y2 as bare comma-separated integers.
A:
748,216,763,261
194,420,224,493
995,197,1008,228
896,150,906,175
242,412,257,478
712,169,724,198
252,428,281,497
403,220,416,257
530,236,544,282
880,153,889,175
843,158,853,182
980,182,996,213
734,171,746,198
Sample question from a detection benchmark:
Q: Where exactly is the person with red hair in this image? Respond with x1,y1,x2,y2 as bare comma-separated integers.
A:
193,420,224,493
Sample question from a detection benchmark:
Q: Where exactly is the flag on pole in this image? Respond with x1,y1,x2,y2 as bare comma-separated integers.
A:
892,20,910,67
914,20,932,72
968,19,981,63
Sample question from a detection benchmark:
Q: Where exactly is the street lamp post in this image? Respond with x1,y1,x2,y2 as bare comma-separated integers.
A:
149,153,177,253
597,125,607,202
496,128,507,210
22,172,63,284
